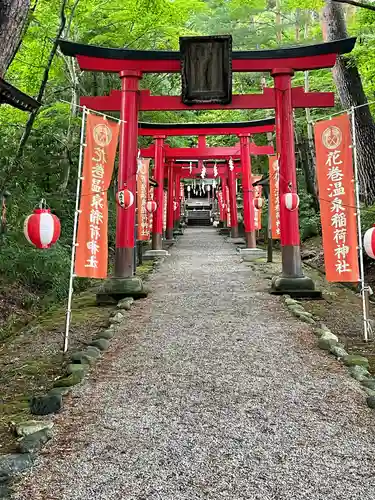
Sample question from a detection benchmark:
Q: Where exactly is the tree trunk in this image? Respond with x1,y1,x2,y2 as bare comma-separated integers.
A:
322,1,375,204
0,0,30,75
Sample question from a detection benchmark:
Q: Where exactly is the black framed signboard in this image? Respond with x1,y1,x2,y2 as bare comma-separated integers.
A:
179,35,232,106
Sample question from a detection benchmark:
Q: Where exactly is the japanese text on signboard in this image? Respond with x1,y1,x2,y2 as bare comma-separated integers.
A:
314,114,359,282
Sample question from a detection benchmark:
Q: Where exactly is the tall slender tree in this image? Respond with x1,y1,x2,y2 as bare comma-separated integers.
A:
323,0,375,204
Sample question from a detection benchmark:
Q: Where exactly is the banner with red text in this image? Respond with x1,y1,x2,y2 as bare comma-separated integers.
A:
226,186,231,227
217,191,224,221
163,190,167,232
137,159,150,241
314,114,359,282
75,114,119,278
148,186,154,237
252,175,262,230
269,156,280,239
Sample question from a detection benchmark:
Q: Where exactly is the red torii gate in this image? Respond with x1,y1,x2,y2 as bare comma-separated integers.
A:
59,37,355,295
140,142,273,241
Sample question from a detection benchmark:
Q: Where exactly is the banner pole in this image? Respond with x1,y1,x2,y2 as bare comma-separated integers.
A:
350,107,369,342
63,106,87,353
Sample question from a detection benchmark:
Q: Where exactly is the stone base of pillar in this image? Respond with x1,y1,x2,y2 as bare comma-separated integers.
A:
228,237,246,245
144,249,169,259
152,233,163,251
239,248,267,261
166,228,174,240
270,275,321,298
231,226,239,238
245,231,256,249
270,244,321,297
96,276,147,305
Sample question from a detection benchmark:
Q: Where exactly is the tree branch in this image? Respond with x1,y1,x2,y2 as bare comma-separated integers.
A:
332,0,375,12
15,0,68,160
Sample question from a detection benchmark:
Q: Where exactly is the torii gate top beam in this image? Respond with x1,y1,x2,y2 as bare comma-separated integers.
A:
81,87,334,112
141,143,273,160
59,38,356,73
138,118,274,136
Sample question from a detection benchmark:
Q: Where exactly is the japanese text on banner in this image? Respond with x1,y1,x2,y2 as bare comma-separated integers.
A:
252,175,262,231
269,156,280,239
314,114,359,282
137,159,150,241
148,186,154,237
75,114,119,279
163,190,167,232
225,186,231,228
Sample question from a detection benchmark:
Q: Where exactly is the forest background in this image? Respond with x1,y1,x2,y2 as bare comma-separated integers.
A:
1,0,375,328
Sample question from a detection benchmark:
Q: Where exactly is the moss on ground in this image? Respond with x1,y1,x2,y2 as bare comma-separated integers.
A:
0,261,156,453
0,290,114,453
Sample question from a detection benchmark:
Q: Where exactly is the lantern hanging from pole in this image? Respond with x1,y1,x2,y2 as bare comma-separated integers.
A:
116,185,134,209
24,203,61,249
146,200,157,214
254,197,263,210
364,225,375,259
282,192,299,212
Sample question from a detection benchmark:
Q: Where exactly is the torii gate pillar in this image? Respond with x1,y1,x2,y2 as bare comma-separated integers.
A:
239,134,256,248
272,69,315,294
227,164,239,238
114,71,142,278
166,161,174,240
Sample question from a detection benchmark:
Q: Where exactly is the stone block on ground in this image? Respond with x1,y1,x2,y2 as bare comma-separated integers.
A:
318,336,338,351
343,354,369,369
66,363,88,375
89,338,110,351
285,298,299,306
366,395,375,409
110,312,124,324
97,277,148,302
296,313,316,325
348,365,370,382
70,351,95,365
117,297,134,310
12,420,54,438
53,371,84,388
30,394,62,416
93,329,115,340
288,304,306,314
85,346,101,359
361,378,375,391
17,429,52,454
0,454,34,482
330,345,348,358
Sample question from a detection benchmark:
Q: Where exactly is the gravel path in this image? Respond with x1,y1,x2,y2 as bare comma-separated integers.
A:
13,228,375,499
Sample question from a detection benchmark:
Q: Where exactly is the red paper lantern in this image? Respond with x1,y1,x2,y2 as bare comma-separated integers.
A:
364,225,375,259
24,209,61,249
146,200,157,213
253,197,263,210
116,187,134,209
283,192,299,212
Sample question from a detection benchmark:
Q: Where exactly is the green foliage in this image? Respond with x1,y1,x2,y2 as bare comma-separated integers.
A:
0,0,374,317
